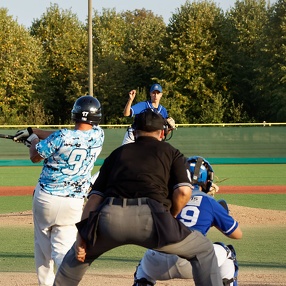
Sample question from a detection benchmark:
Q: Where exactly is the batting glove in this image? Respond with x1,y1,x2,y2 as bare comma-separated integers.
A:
24,134,39,148
14,127,33,143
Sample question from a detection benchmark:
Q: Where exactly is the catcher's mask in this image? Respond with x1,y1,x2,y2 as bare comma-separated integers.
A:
187,156,214,193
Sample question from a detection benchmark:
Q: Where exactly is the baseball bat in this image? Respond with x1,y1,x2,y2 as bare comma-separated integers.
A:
0,134,14,140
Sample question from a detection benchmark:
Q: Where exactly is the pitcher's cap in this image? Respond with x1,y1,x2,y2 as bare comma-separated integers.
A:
150,83,163,93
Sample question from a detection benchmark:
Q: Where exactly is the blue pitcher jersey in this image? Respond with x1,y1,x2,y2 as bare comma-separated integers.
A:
130,100,168,118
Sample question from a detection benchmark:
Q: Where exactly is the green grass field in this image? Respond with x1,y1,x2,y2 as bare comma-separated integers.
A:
1,164,286,186
0,193,285,214
0,220,285,272
0,166,101,187
0,164,285,273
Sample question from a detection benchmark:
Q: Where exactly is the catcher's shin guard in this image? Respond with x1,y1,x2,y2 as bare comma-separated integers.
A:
214,243,239,286
227,244,239,286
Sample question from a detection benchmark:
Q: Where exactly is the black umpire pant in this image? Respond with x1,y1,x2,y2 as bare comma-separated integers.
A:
53,197,222,286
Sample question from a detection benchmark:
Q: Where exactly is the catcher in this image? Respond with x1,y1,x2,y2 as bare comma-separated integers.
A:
133,156,242,286
122,83,176,144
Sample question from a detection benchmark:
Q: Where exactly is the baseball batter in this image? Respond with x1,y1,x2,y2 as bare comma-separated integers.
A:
13,95,104,286
133,156,242,286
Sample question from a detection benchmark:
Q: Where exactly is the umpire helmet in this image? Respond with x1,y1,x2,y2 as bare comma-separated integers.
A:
187,156,214,193
71,95,102,126
132,109,167,133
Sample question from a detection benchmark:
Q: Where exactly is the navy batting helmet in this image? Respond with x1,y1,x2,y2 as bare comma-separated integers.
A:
71,95,102,126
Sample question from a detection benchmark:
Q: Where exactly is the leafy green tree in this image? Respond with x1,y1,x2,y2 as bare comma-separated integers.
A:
30,4,89,124
92,8,166,124
225,0,270,122
257,0,286,121
159,1,229,123
0,8,44,124
3,2,284,125
122,9,166,89
91,8,129,124
207,7,248,123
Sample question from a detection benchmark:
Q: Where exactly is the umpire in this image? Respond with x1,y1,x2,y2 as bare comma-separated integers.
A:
53,109,222,286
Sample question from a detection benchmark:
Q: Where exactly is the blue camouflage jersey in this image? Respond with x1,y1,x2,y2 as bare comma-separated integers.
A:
130,100,168,118
177,189,238,236
36,126,104,198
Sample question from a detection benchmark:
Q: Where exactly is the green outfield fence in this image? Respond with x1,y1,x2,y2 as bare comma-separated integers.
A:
0,123,285,166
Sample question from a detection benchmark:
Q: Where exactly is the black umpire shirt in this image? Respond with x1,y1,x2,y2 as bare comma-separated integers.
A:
89,136,192,209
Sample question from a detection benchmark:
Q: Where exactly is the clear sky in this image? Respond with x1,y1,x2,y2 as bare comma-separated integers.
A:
1,0,275,28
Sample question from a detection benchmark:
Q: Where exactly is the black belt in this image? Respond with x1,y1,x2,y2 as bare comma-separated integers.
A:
107,197,149,206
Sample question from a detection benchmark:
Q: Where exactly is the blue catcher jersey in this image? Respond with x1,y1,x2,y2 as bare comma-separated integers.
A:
36,126,104,198
177,189,239,236
130,100,168,118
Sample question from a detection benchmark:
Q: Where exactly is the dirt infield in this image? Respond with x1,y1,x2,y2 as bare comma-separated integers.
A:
1,186,286,285
1,269,286,286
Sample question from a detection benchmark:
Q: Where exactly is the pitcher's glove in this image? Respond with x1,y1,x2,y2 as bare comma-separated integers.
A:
208,183,219,197
166,117,176,130
13,127,33,143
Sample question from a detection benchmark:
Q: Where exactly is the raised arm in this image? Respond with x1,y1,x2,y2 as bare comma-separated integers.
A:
123,89,136,116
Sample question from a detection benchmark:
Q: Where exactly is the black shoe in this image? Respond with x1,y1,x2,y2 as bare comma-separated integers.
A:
133,278,154,286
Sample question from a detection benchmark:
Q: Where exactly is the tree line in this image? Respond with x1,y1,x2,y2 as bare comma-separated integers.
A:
0,0,285,125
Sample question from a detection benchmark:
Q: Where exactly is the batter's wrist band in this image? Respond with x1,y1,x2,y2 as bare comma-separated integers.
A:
27,134,39,142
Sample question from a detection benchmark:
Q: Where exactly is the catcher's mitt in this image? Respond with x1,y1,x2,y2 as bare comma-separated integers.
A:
166,117,176,130
208,182,219,197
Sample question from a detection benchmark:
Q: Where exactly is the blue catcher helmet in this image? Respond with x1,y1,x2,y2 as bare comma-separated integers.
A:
187,156,214,193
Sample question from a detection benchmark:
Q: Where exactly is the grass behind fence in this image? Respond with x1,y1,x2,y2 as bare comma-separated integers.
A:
1,164,286,187
1,126,286,160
